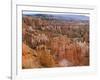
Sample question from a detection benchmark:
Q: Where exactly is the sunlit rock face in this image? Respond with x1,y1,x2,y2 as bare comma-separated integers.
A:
22,43,42,69
50,36,89,66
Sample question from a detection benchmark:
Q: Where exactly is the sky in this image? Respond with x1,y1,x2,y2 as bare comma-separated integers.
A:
22,11,89,16
22,11,89,20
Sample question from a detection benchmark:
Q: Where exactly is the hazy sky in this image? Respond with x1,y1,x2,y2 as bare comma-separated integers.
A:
22,11,89,20
22,11,89,16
